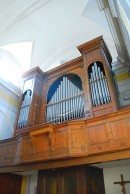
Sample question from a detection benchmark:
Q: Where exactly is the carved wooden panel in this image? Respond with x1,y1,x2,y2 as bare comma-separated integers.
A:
21,137,34,156
93,104,115,117
68,124,87,156
4,144,15,161
110,118,130,139
86,110,130,154
0,146,4,161
84,50,100,66
15,141,21,158
35,135,50,152
55,130,68,150
1,108,130,168
88,123,109,145
50,128,69,157
70,128,84,147
70,128,85,148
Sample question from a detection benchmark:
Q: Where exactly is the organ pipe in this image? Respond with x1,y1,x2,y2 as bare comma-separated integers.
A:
46,76,84,124
17,90,32,129
89,62,111,107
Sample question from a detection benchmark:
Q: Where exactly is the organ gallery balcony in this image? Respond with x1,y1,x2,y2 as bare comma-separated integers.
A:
0,36,130,172
0,106,130,172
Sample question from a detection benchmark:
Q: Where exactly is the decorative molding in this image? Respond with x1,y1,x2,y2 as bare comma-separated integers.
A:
103,5,125,61
96,0,130,65
118,16,130,61
96,0,105,11
96,0,121,58
107,0,118,18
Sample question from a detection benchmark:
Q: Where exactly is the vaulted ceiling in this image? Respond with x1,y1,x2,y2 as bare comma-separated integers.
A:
0,0,117,73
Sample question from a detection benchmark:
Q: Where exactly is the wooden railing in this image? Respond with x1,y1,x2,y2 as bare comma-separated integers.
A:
0,107,130,170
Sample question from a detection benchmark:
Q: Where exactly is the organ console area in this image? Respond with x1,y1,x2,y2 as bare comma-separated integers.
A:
15,36,119,134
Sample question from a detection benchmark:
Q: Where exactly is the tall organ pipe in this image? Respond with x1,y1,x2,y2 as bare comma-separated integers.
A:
46,76,84,124
97,67,107,104
94,63,103,105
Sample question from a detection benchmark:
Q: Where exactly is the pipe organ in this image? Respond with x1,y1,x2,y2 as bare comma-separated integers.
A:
17,90,32,129
1,37,130,194
89,62,111,107
46,75,84,124
15,36,119,135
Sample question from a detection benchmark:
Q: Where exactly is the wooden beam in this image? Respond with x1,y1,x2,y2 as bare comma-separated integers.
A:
0,149,130,173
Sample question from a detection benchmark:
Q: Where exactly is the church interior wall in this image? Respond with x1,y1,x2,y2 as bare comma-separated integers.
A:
112,61,130,106
103,165,130,194
0,0,130,194
0,80,21,140
25,173,38,194
19,164,130,194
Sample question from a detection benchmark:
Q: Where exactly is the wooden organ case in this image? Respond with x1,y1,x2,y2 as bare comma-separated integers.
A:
15,36,118,135
1,36,130,194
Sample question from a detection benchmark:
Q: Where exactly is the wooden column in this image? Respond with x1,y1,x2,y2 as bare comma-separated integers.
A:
14,67,45,136
23,67,45,127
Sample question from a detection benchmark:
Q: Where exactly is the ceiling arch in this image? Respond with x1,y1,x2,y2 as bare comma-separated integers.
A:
0,0,118,78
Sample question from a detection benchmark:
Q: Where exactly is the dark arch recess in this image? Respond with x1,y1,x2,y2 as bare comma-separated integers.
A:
88,61,105,79
23,89,32,101
47,74,83,103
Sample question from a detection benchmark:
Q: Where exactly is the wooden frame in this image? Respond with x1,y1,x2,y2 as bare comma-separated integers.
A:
0,36,129,174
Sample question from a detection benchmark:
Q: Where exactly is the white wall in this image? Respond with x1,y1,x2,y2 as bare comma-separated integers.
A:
24,166,130,194
104,165,130,194
0,106,16,140
26,174,38,194
0,79,21,140
112,62,130,106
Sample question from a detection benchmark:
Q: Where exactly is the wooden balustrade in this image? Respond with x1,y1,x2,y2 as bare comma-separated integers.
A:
0,107,130,172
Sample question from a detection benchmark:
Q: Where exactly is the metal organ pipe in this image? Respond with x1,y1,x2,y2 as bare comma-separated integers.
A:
102,72,111,102
56,88,58,123
70,82,73,119
89,62,111,107
90,73,97,107
75,87,78,118
78,89,81,117
58,87,60,122
89,78,94,107
46,76,84,124
97,67,107,104
94,63,104,105
62,77,65,121
68,80,71,120
17,90,32,129
73,84,76,118
60,84,62,121
65,77,68,120
91,71,99,106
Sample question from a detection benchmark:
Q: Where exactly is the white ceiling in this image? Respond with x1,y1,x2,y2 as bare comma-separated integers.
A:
0,0,118,72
